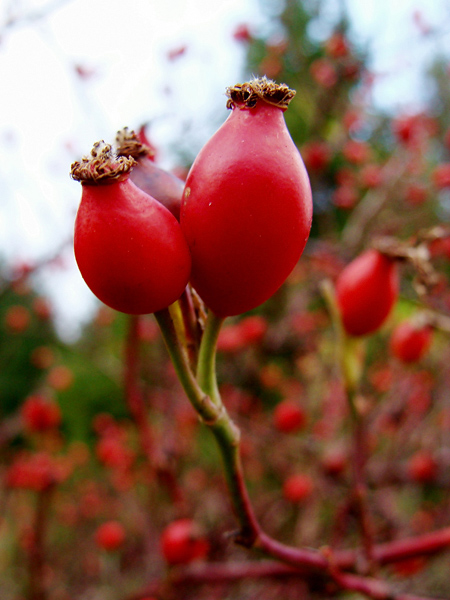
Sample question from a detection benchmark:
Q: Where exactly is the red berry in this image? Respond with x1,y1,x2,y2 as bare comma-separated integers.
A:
95,521,125,552
407,451,437,483
310,58,337,88
335,249,398,337
72,142,191,315
342,139,371,165
432,163,450,189
5,305,30,333
390,320,433,363
160,519,209,565
324,32,349,58
302,141,331,172
282,473,313,502
180,77,312,317
273,399,306,433
21,395,61,432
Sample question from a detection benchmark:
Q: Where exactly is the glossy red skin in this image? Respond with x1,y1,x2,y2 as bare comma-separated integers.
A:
180,101,313,317
74,179,191,315
335,249,398,337
390,321,432,363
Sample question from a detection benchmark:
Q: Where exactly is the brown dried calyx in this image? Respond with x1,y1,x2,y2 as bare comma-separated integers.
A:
115,127,155,160
226,76,296,110
70,141,136,184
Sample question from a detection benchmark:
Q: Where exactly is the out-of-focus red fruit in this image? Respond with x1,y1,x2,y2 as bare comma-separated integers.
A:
32,297,52,320
282,473,313,502
217,315,267,353
360,163,383,188
233,23,252,43
342,139,371,165
407,451,437,483
21,395,61,432
324,32,349,58
321,448,347,476
432,163,450,189
404,183,428,206
160,519,209,565
335,249,399,337
310,58,337,88
6,452,67,491
5,305,30,333
391,556,427,578
332,185,358,209
95,521,126,552
273,399,306,433
47,365,74,391
390,320,433,363
302,141,332,172
30,346,55,369
392,113,436,147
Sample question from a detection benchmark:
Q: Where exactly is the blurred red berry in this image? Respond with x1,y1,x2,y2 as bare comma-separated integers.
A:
332,185,359,209
47,365,74,391
407,451,437,483
390,320,433,364
283,473,313,502
95,521,125,552
302,141,332,172
324,32,349,59
233,23,252,43
310,58,337,88
360,163,383,188
273,399,306,433
21,395,61,432
342,139,371,165
404,183,428,206
5,305,30,333
432,163,450,189
160,519,209,565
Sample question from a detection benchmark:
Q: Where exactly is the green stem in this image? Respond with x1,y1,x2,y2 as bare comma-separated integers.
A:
155,307,260,546
196,311,224,404
154,307,217,424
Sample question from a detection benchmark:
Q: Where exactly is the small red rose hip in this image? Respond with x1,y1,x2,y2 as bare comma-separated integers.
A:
71,142,191,315
390,320,433,363
407,451,437,484
95,521,126,552
273,399,306,433
160,519,209,565
335,249,398,337
21,395,61,432
283,473,313,502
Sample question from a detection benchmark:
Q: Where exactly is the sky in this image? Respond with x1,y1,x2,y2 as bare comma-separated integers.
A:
0,0,450,339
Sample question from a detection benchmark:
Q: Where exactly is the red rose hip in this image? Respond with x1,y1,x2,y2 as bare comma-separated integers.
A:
335,249,398,337
71,142,191,315
180,77,313,317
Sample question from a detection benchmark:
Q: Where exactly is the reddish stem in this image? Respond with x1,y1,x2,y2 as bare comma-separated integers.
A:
28,487,52,600
124,316,184,505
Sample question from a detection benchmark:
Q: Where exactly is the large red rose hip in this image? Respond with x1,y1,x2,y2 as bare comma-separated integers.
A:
335,249,398,337
71,142,191,315
180,77,313,317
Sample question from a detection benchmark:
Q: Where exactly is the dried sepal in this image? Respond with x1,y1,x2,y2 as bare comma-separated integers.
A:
226,76,296,110
115,127,154,160
70,141,136,185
